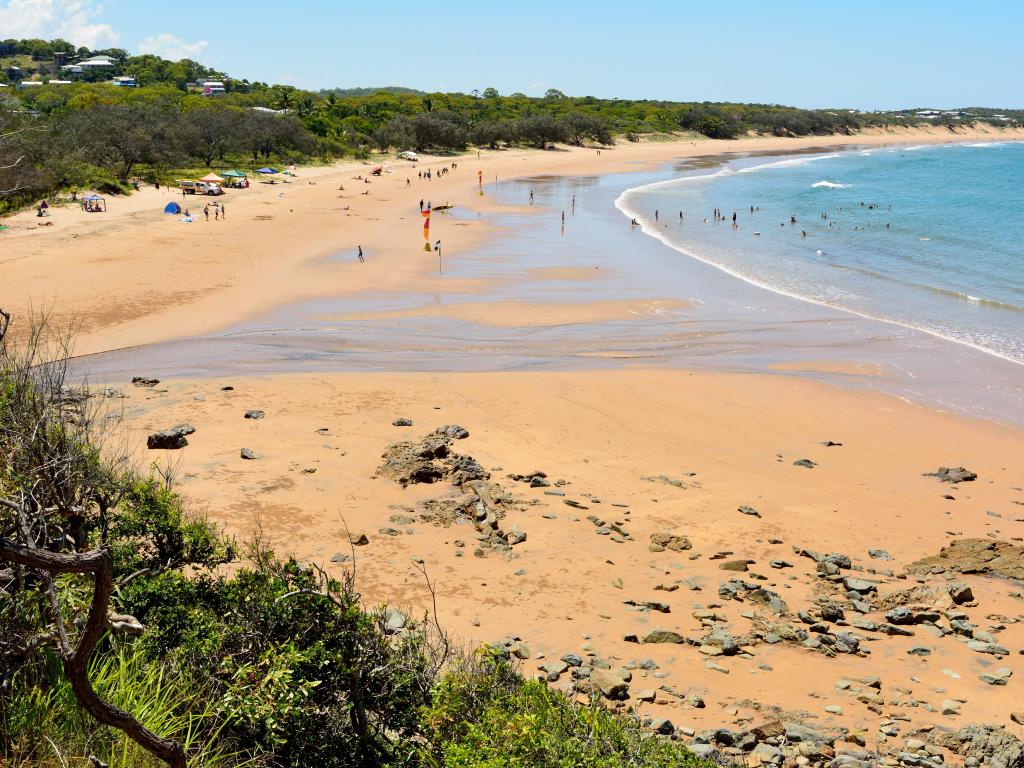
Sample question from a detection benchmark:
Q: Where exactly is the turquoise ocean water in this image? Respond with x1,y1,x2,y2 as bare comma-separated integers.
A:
617,141,1024,365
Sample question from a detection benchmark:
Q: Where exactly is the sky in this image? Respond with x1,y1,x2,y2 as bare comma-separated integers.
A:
1,0,1022,109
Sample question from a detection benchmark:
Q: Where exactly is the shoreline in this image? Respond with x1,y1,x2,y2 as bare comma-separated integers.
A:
2,124,1022,358
616,145,1024,370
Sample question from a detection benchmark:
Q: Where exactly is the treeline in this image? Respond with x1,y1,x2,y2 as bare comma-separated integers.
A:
0,319,715,768
0,90,318,211
4,37,1018,214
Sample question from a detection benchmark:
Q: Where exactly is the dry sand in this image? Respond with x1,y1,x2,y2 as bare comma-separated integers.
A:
113,368,1024,741
5,125,1024,749
2,124,1022,356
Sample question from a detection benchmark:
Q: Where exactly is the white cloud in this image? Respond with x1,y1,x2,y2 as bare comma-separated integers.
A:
137,33,208,61
0,0,117,48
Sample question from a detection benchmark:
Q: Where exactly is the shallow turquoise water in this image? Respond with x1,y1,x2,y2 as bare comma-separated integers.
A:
618,141,1024,364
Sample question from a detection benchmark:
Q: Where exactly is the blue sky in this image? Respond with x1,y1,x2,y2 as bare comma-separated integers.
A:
3,0,1021,109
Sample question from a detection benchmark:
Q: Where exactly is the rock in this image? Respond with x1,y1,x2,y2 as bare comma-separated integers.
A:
589,667,630,700
146,424,195,450
392,418,414,427
435,424,469,439
634,688,656,702
869,548,892,560
718,559,752,572
240,447,260,460
330,552,350,563
738,505,761,518
383,608,407,633
649,532,692,552
529,476,551,488
751,743,784,764
980,667,1012,686
540,660,569,677
643,629,686,644
378,527,401,536
941,700,961,715
701,627,738,656
843,577,878,594
936,725,1024,768
350,533,369,546
509,642,531,660
564,499,590,510
968,640,1010,656
506,529,527,545
907,645,932,656
131,376,159,387
649,718,674,735
1011,712,1024,725
825,705,843,715
926,467,977,483
793,458,817,468
908,539,1024,581
949,582,975,604
749,721,786,741
244,410,265,420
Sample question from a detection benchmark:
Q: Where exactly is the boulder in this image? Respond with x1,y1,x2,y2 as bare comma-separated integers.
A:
643,629,686,644
240,447,260,460
590,667,630,700
926,466,977,483
649,532,692,552
244,409,265,420
146,424,195,449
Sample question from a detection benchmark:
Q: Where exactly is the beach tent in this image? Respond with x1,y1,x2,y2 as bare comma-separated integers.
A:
256,167,279,175
221,169,248,188
198,172,224,183
397,151,419,161
82,194,106,212
163,201,181,214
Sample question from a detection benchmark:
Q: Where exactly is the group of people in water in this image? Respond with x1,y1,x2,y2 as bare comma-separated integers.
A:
631,200,892,239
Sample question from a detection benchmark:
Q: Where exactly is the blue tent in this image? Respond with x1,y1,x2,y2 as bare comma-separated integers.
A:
163,201,181,214
256,167,279,174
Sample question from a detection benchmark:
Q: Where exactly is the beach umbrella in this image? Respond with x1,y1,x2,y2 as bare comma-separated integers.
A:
221,170,246,177
255,167,279,175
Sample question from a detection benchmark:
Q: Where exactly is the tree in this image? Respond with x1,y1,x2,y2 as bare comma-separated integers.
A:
183,102,243,166
0,321,188,767
565,113,612,146
516,114,569,148
544,88,567,100
482,87,499,99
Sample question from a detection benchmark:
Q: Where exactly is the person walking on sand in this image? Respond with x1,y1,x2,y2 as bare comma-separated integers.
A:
419,198,424,212
203,204,209,221
529,190,534,205
220,203,225,220
214,204,220,221
357,245,364,262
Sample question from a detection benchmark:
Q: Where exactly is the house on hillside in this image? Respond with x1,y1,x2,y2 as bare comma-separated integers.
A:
79,56,116,69
202,80,226,96
17,81,43,90
4,66,23,81
111,76,136,87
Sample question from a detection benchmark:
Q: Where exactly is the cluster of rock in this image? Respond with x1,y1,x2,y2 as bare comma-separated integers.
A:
375,425,527,558
375,424,482,487
686,720,1024,768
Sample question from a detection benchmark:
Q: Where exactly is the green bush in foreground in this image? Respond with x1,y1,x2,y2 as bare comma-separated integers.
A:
0,338,715,768
420,650,709,768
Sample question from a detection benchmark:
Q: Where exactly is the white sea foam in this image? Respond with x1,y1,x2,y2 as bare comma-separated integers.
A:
811,180,846,189
613,175,1024,367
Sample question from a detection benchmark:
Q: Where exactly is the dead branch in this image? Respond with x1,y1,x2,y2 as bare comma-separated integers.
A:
0,532,186,768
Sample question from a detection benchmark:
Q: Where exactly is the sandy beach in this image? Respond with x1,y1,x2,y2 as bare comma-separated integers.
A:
5,124,1024,751
2,124,1022,357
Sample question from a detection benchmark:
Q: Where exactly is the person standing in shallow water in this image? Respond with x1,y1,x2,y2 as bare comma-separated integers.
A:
357,245,364,262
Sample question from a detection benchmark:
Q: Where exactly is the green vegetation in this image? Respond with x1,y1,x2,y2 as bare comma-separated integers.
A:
0,319,716,767
3,36,1021,214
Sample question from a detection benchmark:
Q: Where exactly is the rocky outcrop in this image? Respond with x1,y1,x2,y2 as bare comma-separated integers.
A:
907,539,1024,581
146,424,195,449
